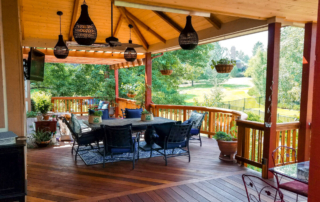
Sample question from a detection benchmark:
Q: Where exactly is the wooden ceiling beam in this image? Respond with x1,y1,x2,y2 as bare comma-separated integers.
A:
124,9,166,43
68,0,81,41
117,7,149,50
114,15,124,37
153,11,183,33
205,13,222,29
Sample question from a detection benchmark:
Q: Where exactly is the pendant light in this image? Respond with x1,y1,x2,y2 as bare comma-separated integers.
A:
54,11,69,59
179,15,198,50
124,24,137,62
73,0,97,45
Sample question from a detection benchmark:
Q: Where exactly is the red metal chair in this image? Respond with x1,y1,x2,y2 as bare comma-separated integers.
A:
242,174,284,202
272,146,308,201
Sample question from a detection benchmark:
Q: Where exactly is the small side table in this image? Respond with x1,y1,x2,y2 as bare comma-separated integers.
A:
35,120,57,133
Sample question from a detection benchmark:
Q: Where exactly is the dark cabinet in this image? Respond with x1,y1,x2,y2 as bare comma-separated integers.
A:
0,143,26,202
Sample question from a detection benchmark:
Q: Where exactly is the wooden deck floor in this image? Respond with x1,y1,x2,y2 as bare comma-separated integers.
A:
26,137,307,202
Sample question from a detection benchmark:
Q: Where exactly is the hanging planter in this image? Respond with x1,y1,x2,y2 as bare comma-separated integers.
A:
160,70,173,75
73,0,97,45
211,58,236,73
127,93,136,98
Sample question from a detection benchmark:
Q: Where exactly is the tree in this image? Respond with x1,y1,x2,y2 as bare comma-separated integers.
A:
236,50,250,63
252,41,264,56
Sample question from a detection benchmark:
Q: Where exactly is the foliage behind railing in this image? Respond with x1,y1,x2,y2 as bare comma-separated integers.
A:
150,104,247,137
51,96,95,115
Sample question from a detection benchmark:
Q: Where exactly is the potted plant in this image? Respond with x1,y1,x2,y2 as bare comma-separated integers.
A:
122,84,137,98
211,58,236,73
141,109,154,121
160,66,173,75
88,110,103,124
156,53,179,75
213,131,237,162
31,130,52,148
32,92,52,121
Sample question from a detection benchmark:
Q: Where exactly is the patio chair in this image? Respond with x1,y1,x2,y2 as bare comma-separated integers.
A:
242,174,284,202
152,122,192,166
101,124,140,169
121,108,147,132
63,115,103,162
182,111,207,147
272,146,308,201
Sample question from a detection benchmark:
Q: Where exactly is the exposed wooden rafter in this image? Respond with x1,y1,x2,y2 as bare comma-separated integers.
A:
205,13,222,29
124,9,166,43
153,11,183,33
109,58,145,70
68,0,81,41
117,7,149,50
114,15,124,37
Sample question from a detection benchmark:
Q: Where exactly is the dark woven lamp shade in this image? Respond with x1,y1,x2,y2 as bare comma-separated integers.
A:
54,11,69,59
73,1,97,45
179,15,198,50
124,25,137,62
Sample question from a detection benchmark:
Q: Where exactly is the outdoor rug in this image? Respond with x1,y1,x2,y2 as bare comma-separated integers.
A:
77,141,187,166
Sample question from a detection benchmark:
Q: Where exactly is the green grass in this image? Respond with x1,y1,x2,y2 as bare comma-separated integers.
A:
179,83,214,90
220,84,251,89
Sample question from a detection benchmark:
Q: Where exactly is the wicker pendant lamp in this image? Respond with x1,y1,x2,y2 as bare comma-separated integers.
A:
124,24,137,62
54,11,69,59
179,15,198,50
73,0,97,45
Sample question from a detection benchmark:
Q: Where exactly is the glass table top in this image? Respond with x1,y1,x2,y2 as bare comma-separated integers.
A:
269,161,309,184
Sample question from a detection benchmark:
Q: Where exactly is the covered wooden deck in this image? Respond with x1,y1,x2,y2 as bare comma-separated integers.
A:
26,137,307,202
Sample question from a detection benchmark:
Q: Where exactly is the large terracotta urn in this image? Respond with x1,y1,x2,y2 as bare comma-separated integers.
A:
217,139,237,162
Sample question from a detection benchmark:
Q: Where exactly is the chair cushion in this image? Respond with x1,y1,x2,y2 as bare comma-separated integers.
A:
101,103,108,109
98,101,105,109
101,109,109,120
279,181,308,197
125,108,143,118
110,137,138,153
71,114,81,134
190,128,200,135
189,111,205,129
182,120,192,125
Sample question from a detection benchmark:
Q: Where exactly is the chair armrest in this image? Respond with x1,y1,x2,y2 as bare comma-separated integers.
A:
135,132,141,143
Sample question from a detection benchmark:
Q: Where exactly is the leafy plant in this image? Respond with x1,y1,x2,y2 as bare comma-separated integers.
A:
26,111,38,118
37,99,52,115
31,130,52,142
122,84,136,94
246,112,262,122
93,111,103,117
213,131,234,141
141,109,151,114
32,92,52,114
211,58,236,69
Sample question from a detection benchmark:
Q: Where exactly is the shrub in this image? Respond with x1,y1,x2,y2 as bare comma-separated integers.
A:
26,111,38,118
31,99,36,112
246,112,262,122
32,92,52,114
213,131,233,141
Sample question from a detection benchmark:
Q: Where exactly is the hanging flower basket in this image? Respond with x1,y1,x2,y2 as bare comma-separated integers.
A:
127,93,136,98
214,64,234,73
160,70,173,75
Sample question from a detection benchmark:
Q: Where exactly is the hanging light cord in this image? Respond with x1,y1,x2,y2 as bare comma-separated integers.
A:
130,27,131,40
59,15,62,35
111,1,113,37
83,0,86,4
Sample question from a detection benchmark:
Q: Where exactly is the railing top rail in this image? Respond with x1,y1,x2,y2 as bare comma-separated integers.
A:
150,104,248,120
276,121,300,131
236,119,265,130
51,96,94,100
118,97,137,102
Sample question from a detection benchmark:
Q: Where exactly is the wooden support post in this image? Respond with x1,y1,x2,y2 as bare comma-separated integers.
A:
309,1,320,201
145,52,152,110
298,22,316,162
262,22,281,179
114,69,119,117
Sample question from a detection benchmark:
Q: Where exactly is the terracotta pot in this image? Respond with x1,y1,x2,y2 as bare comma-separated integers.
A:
160,70,173,75
88,115,102,124
217,139,237,162
127,93,136,98
215,64,234,73
36,115,43,121
141,113,154,122
35,140,51,148
43,114,50,121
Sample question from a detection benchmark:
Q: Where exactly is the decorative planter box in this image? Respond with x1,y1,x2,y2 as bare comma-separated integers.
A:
88,115,102,124
141,113,154,121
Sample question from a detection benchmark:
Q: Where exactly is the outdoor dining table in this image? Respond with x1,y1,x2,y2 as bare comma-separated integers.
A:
269,161,309,184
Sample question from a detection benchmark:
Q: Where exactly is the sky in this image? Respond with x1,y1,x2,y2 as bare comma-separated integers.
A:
219,31,268,57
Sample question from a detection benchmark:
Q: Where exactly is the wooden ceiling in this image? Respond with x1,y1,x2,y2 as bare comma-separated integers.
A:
21,0,312,65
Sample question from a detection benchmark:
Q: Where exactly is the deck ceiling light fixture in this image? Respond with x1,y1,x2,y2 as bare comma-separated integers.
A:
124,24,137,62
179,15,198,50
73,0,97,45
54,11,69,59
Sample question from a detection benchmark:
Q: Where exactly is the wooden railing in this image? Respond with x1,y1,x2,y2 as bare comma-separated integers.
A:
116,98,141,117
150,104,247,137
51,96,95,115
236,120,300,171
